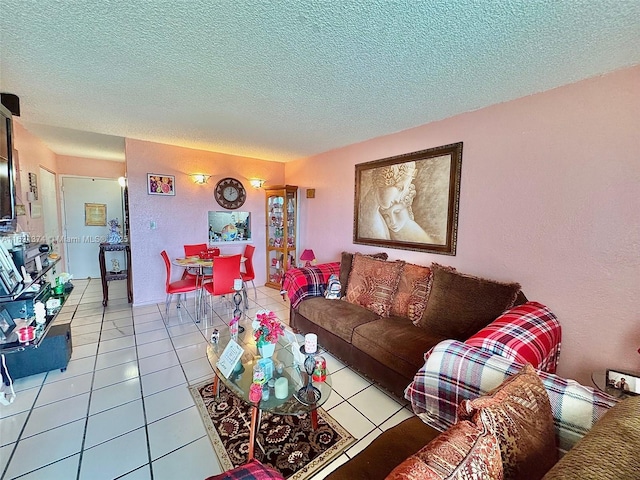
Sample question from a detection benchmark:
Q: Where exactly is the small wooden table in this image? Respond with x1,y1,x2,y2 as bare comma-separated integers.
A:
99,242,133,307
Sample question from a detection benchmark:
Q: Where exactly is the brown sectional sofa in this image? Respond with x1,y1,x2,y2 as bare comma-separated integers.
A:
286,252,525,400
292,298,449,399
325,338,637,480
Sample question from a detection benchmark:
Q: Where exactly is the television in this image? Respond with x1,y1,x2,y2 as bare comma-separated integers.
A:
0,103,16,233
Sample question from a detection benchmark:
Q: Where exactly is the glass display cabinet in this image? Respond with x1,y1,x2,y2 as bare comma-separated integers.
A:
265,185,297,289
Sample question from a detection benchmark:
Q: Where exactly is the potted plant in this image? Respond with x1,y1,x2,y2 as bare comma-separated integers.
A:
253,310,284,358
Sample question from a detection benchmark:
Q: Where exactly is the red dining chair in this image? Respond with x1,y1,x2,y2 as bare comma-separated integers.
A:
240,244,257,302
161,250,200,321
203,254,242,318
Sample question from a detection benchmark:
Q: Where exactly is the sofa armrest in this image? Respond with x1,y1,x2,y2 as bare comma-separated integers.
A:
465,301,562,373
405,340,618,455
281,262,341,309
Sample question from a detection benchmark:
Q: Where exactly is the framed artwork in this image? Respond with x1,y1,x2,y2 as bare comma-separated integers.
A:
85,203,107,226
147,174,175,196
354,142,463,255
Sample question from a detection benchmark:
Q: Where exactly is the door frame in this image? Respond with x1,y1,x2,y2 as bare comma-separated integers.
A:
60,174,125,274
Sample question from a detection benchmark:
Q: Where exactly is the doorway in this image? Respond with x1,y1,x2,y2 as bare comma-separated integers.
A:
61,177,123,278
39,167,60,252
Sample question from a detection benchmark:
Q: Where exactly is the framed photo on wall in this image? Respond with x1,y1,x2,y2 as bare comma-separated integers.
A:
147,174,175,196
85,203,107,226
354,142,463,255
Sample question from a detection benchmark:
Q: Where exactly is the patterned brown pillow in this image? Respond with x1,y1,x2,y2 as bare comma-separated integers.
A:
385,420,504,480
339,251,388,297
418,263,521,340
345,253,404,317
459,364,557,480
390,263,431,322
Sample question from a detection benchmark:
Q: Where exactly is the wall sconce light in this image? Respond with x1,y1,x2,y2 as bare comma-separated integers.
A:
191,174,211,185
249,178,266,189
117,176,127,187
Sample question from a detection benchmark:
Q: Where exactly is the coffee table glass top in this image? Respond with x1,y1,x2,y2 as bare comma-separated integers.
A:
206,327,332,416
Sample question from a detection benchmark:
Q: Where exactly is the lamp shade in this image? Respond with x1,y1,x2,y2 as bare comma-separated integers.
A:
300,249,315,262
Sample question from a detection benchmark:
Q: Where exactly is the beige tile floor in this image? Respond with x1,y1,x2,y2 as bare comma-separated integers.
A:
0,279,414,479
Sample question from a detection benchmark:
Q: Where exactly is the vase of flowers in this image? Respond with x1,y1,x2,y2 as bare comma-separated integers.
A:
253,311,284,358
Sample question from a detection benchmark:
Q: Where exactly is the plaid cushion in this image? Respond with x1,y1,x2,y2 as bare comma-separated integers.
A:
465,301,562,373
205,459,284,480
281,262,341,309
404,340,618,456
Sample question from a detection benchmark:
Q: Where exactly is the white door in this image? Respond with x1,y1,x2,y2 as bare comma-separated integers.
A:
39,168,60,251
62,177,123,278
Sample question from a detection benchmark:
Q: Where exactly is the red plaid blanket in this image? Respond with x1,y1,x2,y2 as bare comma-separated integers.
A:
464,301,562,373
281,262,341,308
405,340,617,456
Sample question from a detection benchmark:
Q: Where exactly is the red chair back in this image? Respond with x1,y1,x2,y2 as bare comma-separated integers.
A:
242,244,256,281
211,254,242,296
184,243,208,257
160,250,172,292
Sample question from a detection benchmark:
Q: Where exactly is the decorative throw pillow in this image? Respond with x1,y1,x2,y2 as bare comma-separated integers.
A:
390,262,431,322
417,263,521,340
385,420,504,480
458,364,557,480
345,253,404,317
339,251,388,297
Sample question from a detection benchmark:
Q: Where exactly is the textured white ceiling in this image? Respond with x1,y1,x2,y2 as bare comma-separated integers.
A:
1,0,639,162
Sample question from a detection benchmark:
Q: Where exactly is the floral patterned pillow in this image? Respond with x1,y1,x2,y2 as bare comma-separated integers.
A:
345,253,404,317
385,420,503,480
390,263,431,322
458,364,557,480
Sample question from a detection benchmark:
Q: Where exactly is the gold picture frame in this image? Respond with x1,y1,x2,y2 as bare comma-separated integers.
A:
354,142,463,255
85,203,107,226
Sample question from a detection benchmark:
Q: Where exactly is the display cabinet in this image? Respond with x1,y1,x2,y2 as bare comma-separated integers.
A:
265,185,297,289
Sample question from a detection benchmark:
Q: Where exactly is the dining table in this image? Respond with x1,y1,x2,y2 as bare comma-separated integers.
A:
172,255,247,323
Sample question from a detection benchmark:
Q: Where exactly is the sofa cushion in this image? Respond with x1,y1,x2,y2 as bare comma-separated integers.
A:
542,395,640,480
385,420,503,480
339,251,389,297
352,316,447,376
418,264,521,341
390,263,431,323
297,296,380,343
346,254,404,317
465,301,562,373
459,364,557,480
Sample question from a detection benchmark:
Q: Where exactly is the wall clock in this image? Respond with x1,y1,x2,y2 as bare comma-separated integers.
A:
214,177,247,209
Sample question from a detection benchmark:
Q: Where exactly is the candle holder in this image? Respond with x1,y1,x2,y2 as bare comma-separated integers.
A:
295,353,321,405
232,286,245,334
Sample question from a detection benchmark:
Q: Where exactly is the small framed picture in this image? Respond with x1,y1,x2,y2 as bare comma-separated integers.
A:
606,369,640,396
147,174,175,196
85,203,107,226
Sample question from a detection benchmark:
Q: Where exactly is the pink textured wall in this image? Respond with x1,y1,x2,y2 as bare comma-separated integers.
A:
125,139,285,305
286,65,640,384
56,155,125,178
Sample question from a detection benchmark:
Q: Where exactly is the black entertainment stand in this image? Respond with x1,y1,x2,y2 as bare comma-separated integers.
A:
0,257,73,384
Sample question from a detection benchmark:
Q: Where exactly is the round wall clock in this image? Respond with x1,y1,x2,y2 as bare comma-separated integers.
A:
214,177,247,209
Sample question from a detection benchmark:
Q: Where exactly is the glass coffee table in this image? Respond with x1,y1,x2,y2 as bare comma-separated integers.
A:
206,327,332,461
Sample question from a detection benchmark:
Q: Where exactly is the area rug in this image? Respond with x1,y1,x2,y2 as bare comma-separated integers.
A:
189,379,355,479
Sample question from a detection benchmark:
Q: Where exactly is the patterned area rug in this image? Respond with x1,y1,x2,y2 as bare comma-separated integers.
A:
189,379,355,479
